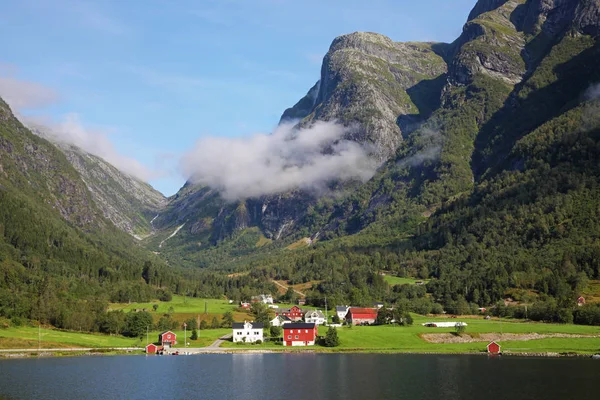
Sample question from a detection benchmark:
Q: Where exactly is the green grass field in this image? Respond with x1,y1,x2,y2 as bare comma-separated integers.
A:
0,326,231,350
222,315,600,354
382,275,428,286
0,326,142,349
109,295,237,314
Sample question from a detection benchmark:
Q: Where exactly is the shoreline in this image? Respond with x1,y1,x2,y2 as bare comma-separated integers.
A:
1,346,597,360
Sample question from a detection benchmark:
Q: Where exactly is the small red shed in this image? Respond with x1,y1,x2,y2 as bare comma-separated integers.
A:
577,296,586,306
487,341,501,354
145,343,159,354
159,331,177,347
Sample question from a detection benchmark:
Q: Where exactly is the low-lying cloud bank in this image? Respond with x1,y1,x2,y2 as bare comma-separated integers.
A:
181,121,377,200
26,114,159,182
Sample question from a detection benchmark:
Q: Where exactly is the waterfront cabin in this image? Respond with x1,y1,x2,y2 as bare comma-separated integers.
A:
145,343,159,354
159,331,177,347
232,321,264,343
283,323,317,346
346,308,378,325
487,341,501,354
304,310,326,325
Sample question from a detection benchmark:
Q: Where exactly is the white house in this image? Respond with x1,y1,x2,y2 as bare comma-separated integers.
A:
270,315,291,327
252,294,274,304
232,321,264,343
335,306,350,320
304,309,326,325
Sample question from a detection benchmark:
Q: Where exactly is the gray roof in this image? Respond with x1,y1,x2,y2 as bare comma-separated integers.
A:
336,306,349,312
232,322,264,329
305,310,325,318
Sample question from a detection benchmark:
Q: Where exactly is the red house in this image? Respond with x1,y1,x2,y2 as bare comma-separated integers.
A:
159,331,177,347
283,323,317,346
346,308,378,325
145,343,160,354
276,306,304,321
487,341,501,354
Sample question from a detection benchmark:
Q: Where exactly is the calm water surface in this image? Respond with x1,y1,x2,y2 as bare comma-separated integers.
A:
0,353,598,399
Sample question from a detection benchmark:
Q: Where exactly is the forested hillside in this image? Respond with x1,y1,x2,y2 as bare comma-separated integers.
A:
0,97,274,331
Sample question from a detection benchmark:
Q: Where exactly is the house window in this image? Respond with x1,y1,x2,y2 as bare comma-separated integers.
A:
287,335,291,339
305,330,308,333
295,335,299,339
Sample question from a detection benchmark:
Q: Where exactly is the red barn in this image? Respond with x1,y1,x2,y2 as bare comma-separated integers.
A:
159,331,177,347
346,308,378,325
487,341,501,354
145,343,159,354
283,323,317,346
276,306,304,321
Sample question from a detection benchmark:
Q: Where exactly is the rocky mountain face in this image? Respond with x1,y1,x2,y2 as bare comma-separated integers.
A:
29,126,167,238
0,99,103,229
284,32,448,160
145,0,600,271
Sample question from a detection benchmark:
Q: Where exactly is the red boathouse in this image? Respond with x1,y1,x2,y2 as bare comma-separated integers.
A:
145,343,159,354
283,323,317,346
159,331,177,347
487,341,501,354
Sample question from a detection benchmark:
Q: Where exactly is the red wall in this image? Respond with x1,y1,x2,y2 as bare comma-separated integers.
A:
283,326,317,342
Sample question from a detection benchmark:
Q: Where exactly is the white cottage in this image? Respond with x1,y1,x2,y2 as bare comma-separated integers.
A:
304,309,326,325
335,306,350,320
270,315,292,327
232,321,264,343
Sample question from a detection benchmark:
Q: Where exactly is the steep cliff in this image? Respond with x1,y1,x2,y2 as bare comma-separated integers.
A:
29,125,167,238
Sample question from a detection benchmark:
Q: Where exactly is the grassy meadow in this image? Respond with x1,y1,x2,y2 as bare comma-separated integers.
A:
222,314,600,354
382,275,428,286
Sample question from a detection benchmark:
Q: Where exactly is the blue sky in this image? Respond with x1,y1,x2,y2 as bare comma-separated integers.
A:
0,0,476,196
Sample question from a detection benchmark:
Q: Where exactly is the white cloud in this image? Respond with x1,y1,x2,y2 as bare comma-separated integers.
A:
181,121,377,200
397,128,443,168
26,114,159,182
586,83,600,100
0,75,59,110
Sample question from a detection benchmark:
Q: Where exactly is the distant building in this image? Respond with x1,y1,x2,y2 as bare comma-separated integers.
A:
373,302,384,309
251,294,274,304
240,302,251,309
283,323,317,346
159,331,177,347
335,306,350,320
232,321,264,343
346,308,378,325
304,310,326,325
270,315,292,327
276,306,304,321
297,298,306,306
487,341,501,354
578,296,586,306
422,322,468,328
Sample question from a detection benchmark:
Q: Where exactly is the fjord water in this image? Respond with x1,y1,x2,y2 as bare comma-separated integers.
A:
0,354,597,399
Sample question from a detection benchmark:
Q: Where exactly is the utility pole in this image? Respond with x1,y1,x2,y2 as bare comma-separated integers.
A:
184,322,187,348
146,326,149,347
38,324,41,351
324,296,328,324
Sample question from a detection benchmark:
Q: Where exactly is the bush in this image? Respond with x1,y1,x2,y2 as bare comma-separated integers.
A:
323,326,340,347
255,340,262,345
